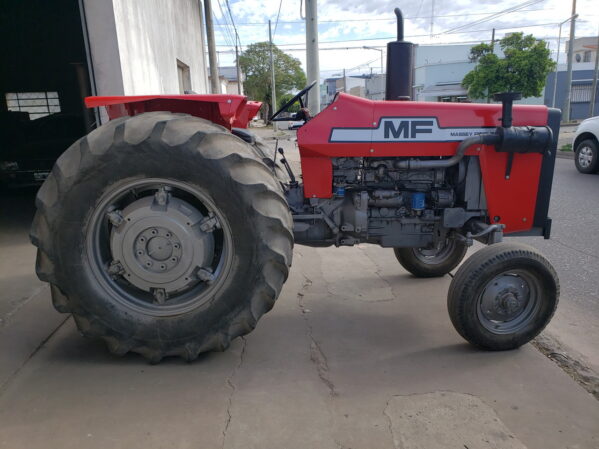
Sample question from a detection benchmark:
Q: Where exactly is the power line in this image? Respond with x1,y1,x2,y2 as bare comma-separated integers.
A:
215,0,236,47
226,21,570,48
273,0,283,38
212,8,552,26
438,0,545,35
213,13,235,48
224,0,241,46
214,34,568,54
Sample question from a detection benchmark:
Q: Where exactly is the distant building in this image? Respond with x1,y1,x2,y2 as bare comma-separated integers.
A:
567,37,598,65
321,74,385,108
209,66,244,95
365,74,386,100
414,44,475,102
545,63,598,120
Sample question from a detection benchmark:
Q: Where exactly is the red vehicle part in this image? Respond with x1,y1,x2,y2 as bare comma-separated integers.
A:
85,94,261,130
297,93,554,235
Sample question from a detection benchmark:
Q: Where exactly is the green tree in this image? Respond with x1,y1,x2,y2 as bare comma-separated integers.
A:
239,42,306,120
462,33,556,101
278,93,301,113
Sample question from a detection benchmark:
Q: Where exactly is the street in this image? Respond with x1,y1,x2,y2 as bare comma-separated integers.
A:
518,157,599,373
0,135,598,449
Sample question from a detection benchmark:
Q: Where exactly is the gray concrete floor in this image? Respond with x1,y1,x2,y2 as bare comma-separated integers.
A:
1,130,598,449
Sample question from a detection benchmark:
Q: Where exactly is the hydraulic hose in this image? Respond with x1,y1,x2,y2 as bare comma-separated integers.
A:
394,133,500,170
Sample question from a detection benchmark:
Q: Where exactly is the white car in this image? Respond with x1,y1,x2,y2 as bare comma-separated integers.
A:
573,115,599,173
287,120,304,130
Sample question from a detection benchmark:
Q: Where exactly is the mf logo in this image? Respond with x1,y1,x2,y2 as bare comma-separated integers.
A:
383,119,434,139
329,117,493,143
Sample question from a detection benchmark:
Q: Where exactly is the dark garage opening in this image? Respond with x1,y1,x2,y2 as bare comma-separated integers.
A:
0,0,93,324
0,0,92,193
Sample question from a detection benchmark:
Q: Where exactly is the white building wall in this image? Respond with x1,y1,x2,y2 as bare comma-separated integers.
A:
82,0,125,96
111,0,208,95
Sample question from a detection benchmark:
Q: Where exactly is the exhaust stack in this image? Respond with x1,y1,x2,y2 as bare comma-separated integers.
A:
385,8,414,101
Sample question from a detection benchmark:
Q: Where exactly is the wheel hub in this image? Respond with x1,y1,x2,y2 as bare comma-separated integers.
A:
579,146,593,168
134,227,182,273
480,274,530,322
109,193,215,296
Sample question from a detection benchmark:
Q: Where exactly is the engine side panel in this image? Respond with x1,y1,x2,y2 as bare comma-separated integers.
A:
297,93,551,234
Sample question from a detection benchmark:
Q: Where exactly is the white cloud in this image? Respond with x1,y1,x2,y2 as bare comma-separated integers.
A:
213,0,599,76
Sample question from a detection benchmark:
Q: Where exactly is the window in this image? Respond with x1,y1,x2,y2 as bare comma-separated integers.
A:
438,95,469,103
583,50,592,63
571,83,592,103
5,91,60,120
177,60,191,94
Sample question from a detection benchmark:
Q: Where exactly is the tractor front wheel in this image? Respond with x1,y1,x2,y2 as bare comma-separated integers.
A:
447,242,559,350
30,112,293,362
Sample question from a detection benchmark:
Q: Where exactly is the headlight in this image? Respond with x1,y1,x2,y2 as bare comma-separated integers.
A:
0,161,19,171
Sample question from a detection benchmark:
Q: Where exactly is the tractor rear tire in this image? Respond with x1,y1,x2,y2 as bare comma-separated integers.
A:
394,239,467,278
30,112,293,362
447,242,559,351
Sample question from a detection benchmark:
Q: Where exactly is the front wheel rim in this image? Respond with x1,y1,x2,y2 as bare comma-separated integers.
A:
86,178,234,317
476,269,541,334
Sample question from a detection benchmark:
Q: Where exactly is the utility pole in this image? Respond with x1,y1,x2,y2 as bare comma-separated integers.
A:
235,39,242,95
203,0,220,94
268,20,277,129
487,28,495,103
563,0,576,122
305,0,321,113
589,30,599,117
552,14,578,108
343,68,346,93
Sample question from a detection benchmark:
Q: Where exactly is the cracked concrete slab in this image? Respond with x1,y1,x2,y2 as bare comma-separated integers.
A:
385,391,527,449
1,219,599,449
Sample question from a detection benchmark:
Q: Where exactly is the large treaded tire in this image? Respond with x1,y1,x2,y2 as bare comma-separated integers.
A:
447,242,559,351
394,240,467,278
30,112,293,362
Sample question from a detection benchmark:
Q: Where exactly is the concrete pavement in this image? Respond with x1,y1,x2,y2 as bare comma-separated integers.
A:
1,244,599,449
1,128,599,449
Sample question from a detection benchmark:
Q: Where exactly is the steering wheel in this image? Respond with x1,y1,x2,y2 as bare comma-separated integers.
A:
269,81,317,122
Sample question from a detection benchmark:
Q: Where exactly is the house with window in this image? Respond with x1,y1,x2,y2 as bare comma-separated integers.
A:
208,66,244,95
545,37,599,120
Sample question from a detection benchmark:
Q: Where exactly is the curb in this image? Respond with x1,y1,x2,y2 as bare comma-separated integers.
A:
556,151,574,160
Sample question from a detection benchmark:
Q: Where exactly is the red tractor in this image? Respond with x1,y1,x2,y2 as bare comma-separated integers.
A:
31,10,559,362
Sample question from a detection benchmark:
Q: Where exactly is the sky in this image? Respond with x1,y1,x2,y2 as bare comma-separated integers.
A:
212,0,599,79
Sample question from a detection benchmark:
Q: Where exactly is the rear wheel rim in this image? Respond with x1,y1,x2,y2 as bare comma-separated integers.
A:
413,239,457,264
476,269,541,334
578,146,594,168
86,178,233,317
